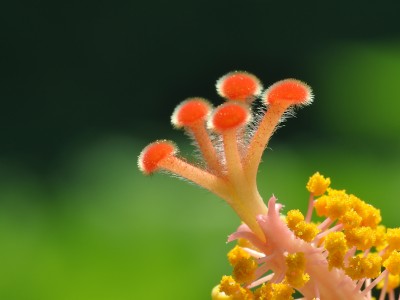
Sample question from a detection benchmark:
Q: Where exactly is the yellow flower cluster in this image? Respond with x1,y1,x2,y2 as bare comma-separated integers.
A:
213,173,400,299
213,276,295,300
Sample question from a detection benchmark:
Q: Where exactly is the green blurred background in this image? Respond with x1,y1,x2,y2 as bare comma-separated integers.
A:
1,1,400,299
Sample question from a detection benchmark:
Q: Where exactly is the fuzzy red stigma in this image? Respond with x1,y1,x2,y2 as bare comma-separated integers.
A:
171,98,211,128
209,103,250,132
216,71,262,101
138,141,177,175
264,79,313,106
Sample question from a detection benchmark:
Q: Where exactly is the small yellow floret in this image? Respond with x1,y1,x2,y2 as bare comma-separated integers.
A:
294,222,320,242
285,252,310,288
306,172,331,196
383,251,400,275
325,189,351,219
314,195,328,217
387,228,400,250
377,274,400,291
374,225,387,251
345,226,376,251
339,209,362,230
314,188,349,218
364,253,382,278
324,231,347,269
219,276,242,295
344,257,364,280
218,276,253,300
286,210,304,229
286,210,319,242
345,253,382,280
255,282,294,300
361,205,381,228
228,246,257,284
228,245,251,266
233,257,257,284
349,195,381,228
327,188,347,197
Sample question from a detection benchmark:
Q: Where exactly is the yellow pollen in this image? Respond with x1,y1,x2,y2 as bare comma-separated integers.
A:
255,282,294,300
345,253,382,280
386,228,400,250
232,257,257,284
218,276,253,300
227,246,257,284
349,195,382,228
383,251,400,275
361,205,381,228
339,209,362,230
286,210,320,242
314,188,350,219
286,209,304,228
285,252,310,288
374,225,388,251
295,222,319,242
324,231,347,269
345,226,377,251
313,195,329,217
228,245,251,266
325,189,351,219
306,172,331,196
364,253,382,278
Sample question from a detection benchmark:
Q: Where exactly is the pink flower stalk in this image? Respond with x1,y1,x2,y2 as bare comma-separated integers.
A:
138,71,400,300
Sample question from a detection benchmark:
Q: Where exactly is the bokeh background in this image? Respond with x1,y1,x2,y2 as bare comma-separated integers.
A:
1,1,400,299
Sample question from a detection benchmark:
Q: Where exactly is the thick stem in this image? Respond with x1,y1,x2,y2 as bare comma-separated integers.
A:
221,129,268,240
229,193,268,242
